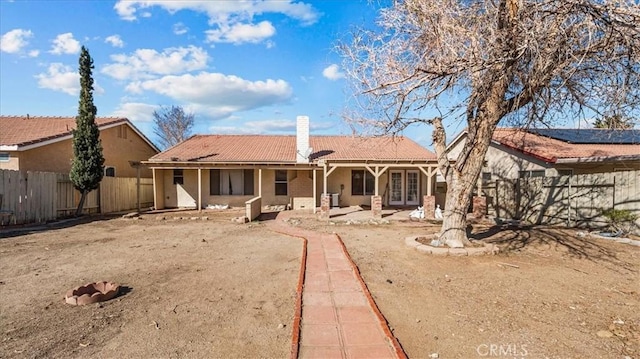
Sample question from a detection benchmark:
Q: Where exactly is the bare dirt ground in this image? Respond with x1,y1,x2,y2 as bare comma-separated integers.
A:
0,209,301,359
295,218,640,359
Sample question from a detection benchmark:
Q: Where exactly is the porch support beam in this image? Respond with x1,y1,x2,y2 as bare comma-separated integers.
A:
365,165,389,197
313,169,317,214
152,168,158,210
197,168,202,212
258,168,263,197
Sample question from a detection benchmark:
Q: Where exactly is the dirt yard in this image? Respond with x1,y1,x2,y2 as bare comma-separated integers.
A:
0,210,301,359
2,211,638,359
296,219,640,359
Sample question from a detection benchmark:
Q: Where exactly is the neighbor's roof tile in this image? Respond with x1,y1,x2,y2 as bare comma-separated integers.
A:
0,115,126,147
150,135,435,163
493,128,640,162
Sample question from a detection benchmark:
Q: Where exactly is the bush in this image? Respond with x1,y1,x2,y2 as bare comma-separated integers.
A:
602,209,638,235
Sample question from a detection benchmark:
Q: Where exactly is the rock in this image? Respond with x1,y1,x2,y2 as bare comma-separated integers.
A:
613,319,624,325
277,323,285,329
231,216,249,224
416,245,432,254
467,247,487,256
430,247,449,256
429,353,439,359
386,279,393,284
596,330,614,338
448,248,468,256
122,212,139,219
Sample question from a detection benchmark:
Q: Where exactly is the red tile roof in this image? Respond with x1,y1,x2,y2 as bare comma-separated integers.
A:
492,128,640,162
0,115,126,147
150,135,435,163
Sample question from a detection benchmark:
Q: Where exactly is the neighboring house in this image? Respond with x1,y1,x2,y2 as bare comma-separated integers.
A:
0,115,159,178
144,116,438,215
447,128,640,181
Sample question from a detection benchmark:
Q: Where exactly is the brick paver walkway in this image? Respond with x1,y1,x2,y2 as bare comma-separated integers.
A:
268,212,405,359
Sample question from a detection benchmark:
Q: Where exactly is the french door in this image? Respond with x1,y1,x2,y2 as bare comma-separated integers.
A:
389,170,420,206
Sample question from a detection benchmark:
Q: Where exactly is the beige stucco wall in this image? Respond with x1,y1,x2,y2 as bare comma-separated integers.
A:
0,153,20,170
1,124,157,177
154,166,434,210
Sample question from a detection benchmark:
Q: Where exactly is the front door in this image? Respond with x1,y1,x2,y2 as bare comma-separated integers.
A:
406,170,419,205
389,171,404,205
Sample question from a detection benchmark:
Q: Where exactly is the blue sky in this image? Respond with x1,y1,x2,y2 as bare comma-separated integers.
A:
2,0,433,148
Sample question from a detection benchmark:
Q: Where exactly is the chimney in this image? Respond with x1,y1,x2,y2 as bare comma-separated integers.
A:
296,115,311,163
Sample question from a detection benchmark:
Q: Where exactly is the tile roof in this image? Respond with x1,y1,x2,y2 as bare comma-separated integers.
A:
0,115,127,147
492,128,640,162
150,135,435,163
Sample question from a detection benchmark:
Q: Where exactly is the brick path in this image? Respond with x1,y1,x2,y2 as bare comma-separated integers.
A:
268,212,406,359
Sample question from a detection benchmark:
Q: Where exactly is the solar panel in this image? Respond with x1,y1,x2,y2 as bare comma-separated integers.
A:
529,128,640,144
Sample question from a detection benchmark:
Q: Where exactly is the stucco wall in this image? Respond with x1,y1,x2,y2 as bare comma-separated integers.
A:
155,166,431,210
2,124,157,177
0,153,20,170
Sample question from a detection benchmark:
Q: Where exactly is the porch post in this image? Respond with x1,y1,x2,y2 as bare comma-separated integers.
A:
197,168,202,212
258,168,262,197
427,168,433,196
136,164,141,213
152,168,158,211
313,169,317,214
374,166,379,196
323,162,328,195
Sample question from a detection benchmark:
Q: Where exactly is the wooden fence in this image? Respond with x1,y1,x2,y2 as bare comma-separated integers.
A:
483,169,640,229
1,169,154,225
0,170,57,225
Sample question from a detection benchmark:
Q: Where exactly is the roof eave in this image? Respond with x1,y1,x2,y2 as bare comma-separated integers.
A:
556,154,640,163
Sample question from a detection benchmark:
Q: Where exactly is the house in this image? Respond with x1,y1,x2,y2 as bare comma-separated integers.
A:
0,115,160,178
446,127,640,225
144,116,439,219
447,128,640,181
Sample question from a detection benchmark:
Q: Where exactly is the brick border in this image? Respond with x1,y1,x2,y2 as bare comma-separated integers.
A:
269,227,307,359
335,234,408,359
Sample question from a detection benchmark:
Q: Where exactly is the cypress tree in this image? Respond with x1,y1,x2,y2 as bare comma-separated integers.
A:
70,46,104,216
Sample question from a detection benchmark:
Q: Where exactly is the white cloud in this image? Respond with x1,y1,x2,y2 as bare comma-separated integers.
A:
1,29,33,53
50,33,81,55
113,1,320,25
105,34,125,48
322,64,344,81
111,102,158,122
127,72,293,119
102,45,209,80
244,119,296,133
173,22,188,35
205,20,275,44
35,63,104,95
208,125,258,135
28,49,39,57
35,63,79,95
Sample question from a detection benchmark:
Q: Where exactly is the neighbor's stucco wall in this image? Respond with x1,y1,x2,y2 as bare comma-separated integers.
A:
3,125,157,177
0,152,20,170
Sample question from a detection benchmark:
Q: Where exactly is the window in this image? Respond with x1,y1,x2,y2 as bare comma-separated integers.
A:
519,170,545,178
210,169,254,196
0,153,9,162
557,169,573,176
351,170,375,196
275,170,288,196
104,166,116,177
173,169,184,185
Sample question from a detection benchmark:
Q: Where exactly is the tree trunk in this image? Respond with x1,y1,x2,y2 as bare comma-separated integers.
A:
75,190,87,217
439,166,475,247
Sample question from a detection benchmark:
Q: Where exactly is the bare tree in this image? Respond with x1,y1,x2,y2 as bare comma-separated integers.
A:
341,0,640,247
153,105,195,149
